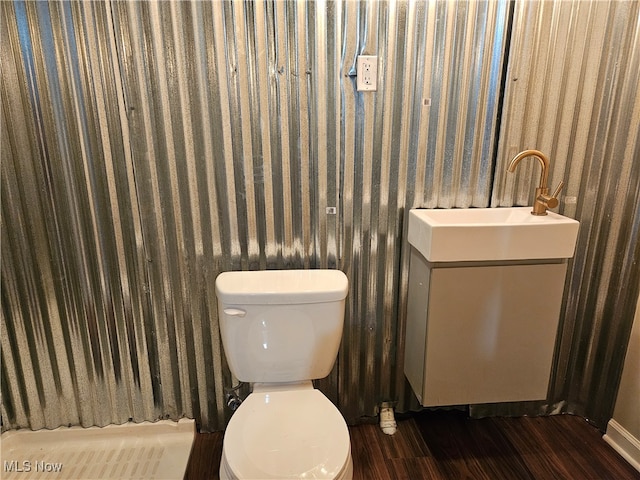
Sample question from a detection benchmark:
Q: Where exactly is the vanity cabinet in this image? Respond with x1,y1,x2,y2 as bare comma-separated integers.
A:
404,249,567,406
404,208,578,407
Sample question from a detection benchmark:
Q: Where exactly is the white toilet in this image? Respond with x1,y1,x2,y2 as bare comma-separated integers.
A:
215,269,353,480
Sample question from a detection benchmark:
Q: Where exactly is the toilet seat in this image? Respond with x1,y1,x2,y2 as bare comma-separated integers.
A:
222,385,352,479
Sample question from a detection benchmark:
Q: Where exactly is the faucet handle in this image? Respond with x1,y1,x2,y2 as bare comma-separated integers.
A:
538,180,565,209
551,180,565,199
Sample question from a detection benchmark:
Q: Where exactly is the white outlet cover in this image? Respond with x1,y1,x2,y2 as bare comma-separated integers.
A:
357,55,377,91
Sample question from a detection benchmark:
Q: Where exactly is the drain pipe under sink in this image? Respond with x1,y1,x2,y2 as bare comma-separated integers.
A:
379,403,397,435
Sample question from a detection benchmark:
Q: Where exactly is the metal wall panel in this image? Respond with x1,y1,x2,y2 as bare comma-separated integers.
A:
2,0,508,431
4,0,637,433
339,0,509,420
489,0,640,428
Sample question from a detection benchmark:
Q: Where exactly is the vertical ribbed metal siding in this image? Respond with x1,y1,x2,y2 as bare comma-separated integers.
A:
338,0,509,420
1,0,508,431
4,0,637,433
2,0,186,430
489,0,640,428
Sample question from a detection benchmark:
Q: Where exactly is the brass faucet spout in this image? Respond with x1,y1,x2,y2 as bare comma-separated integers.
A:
507,149,564,216
507,149,550,190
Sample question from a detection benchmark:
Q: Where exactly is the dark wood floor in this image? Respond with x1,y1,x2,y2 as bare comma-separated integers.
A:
185,410,640,479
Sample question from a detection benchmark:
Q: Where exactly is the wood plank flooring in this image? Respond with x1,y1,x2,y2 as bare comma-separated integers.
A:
185,410,640,479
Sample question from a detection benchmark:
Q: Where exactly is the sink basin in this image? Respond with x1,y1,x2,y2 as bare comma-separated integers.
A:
408,207,579,262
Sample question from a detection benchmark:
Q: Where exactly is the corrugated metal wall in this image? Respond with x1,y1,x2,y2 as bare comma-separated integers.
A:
489,0,640,428
1,0,507,431
1,0,637,433
338,0,509,420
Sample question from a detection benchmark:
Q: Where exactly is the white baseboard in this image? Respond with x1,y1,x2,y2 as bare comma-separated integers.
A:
603,419,640,473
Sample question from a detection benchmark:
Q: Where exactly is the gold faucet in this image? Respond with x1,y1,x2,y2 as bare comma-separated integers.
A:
507,149,565,216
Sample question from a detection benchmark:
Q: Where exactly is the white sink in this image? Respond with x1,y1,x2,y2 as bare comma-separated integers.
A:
408,207,579,262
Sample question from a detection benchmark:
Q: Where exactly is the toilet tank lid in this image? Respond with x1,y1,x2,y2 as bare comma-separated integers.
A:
215,269,349,305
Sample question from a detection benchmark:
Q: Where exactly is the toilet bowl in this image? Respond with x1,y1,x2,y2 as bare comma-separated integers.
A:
219,382,352,480
215,270,352,480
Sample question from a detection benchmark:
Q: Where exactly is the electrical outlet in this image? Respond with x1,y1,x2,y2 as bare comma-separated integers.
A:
357,55,377,91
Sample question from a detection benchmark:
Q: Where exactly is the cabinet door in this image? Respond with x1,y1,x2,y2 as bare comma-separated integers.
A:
422,263,567,406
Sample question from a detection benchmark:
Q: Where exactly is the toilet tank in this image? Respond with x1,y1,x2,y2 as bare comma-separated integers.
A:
215,270,349,383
